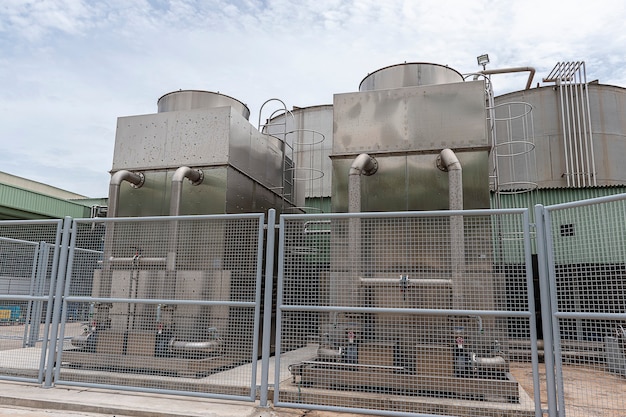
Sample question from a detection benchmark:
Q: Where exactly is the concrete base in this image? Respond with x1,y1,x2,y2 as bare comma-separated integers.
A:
62,350,237,377
277,374,535,417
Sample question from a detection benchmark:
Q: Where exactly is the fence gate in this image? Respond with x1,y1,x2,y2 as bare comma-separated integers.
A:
0,218,65,384
536,194,626,417
274,209,541,417
53,213,269,402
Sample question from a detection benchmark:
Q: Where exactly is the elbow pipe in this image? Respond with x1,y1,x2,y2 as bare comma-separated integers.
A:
438,148,462,172
348,153,378,214
107,170,145,218
169,167,204,216
349,153,378,176
438,149,463,211
476,66,536,90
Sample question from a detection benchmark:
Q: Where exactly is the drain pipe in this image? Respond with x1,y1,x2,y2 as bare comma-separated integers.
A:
169,166,204,216
100,170,144,303
166,167,204,302
437,149,463,211
108,170,145,218
348,153,378,213
340,154,378,311
437,149,465,310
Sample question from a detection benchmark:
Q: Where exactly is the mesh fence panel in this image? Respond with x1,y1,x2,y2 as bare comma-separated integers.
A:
57,215,264,400
275,210,538,417
0,219,63,382
544,196,626,416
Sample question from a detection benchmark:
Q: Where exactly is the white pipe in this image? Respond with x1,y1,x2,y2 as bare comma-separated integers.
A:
438,149,463,211
108,170,144,218
349,153,378,177
438,149,465,310
348,153,378,213
169,166,204,216
340,154,378,309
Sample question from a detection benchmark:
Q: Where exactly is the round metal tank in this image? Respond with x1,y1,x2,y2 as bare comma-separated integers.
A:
266,105,333,202
359,62,464,92
493,83,626,188
157,90,250,120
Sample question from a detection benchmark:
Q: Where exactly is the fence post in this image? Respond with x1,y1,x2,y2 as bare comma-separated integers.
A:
260,209,276,407
43,216,72,388
534,205,558,417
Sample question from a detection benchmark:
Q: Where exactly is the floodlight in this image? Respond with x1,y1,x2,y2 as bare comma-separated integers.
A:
477,54,490,70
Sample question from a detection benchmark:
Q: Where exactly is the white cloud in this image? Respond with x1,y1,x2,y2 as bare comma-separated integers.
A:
0,0,625,197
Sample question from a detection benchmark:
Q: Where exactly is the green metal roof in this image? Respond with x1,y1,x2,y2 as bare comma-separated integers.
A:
0,183,92,220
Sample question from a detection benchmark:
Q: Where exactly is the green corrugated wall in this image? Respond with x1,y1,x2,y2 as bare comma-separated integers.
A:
0,183,91,220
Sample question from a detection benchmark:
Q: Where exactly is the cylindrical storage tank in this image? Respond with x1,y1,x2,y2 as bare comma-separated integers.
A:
265,105,334,201
359,62,464,92
157,90,250,120
493,83,626,188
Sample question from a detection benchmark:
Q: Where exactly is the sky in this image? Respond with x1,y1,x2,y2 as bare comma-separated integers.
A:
1,0,625,198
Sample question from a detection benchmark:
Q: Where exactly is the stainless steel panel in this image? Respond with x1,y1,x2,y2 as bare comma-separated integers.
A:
112,102,292,216
157,90,250,120
112,107,232,171
359,63,463,92
333,80,488,155
117,168,228,217
331,151,490,212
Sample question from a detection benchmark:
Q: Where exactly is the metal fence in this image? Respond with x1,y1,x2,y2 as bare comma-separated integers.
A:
536,194,626,417
2,201,626,416
273,209,541,417
53,214,269,402
0,218,65,384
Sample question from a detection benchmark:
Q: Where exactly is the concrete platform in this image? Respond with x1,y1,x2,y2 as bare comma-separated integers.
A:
0,343,536,417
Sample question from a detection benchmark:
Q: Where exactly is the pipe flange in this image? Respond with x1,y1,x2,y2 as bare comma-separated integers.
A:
131,172,145,189
364,157,378,176
190,169,204,186
436,154,447,172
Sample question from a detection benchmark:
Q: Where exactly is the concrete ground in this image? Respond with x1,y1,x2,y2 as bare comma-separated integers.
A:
0,379,368,417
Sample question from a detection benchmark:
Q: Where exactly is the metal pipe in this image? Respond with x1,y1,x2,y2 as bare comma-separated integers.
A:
108,170,145,218
438,149,465,310
343,154,378,308
169,339,222,353
476,66,536,90
438,149,463,211
169,166,204,216
359,277,451,286
348,153,378,213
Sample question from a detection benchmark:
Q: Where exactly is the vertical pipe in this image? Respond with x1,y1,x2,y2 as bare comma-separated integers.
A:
556,66,572,187
169,167,204,217
107,170,145,218
572,64,586,186
101,170,144,299
582,63,597,186
438,149,465,310
166,167,204,301
346,154,378,307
